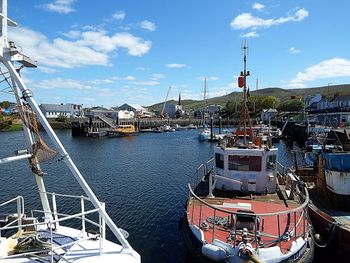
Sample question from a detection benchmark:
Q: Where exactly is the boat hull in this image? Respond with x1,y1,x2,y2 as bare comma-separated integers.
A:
308,202,350,257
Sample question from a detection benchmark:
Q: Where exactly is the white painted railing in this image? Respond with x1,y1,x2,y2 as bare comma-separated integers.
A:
0,192,116,261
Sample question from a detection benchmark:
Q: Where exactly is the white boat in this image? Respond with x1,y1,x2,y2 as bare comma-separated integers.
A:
162,125,175,132
198,128,211,141
0,1,140,262
182,45,313,263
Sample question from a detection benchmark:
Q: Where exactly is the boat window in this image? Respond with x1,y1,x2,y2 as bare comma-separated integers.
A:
215,153,224,169
228,155,261,171
266,155,277,170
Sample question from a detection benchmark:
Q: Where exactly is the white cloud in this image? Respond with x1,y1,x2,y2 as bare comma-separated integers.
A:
291,58,350,84
140,20,156,32
9,27,152,68
38,66,59,74
41,0,76,14
230,8,309,30
137,67,146,71
132,81,160,86
240,31,259,38
151,74,165,80
32,78,90,90
166,63,187,68
289,47,301,54
252,3,265,11
62,30,81,39
113,11,126,20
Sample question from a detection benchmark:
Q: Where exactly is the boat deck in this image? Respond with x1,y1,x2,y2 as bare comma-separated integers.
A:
187,191,307,254
0,226,138,263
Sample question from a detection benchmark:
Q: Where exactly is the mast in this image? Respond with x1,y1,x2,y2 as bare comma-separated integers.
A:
238,43,253,145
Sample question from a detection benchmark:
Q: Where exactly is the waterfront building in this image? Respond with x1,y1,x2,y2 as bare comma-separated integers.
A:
118,103,153,118
40,103,83,118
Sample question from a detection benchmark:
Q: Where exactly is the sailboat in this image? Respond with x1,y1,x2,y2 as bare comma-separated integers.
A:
182,45,314,262
198,78,212,141
0,1,140,262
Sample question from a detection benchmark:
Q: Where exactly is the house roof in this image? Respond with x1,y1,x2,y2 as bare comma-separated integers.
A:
40,104,71,112
263,108,277,113
119,103,146,111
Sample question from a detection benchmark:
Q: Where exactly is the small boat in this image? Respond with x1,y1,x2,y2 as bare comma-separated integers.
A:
0,1,140,261
187,124,198,129
182,45,313,263
107,124,138,137
162,125,175,132
198,128,211,141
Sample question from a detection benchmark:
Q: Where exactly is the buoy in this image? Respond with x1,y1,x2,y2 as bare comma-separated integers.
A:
201,243,227,262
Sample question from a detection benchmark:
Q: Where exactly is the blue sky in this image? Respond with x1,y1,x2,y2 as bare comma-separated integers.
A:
1,0,349,107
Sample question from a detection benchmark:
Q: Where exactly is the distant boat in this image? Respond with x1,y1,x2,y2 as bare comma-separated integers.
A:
107,124,138,137
162,125,175,132
198,128,211,141
187,124,197,129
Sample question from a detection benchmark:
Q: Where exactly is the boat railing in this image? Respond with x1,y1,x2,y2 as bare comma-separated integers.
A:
187,181,309,250
189,158,214,187
0,192,123,260
0,196,24,238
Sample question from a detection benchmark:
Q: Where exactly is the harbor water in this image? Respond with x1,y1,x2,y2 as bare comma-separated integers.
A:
0,129,306,263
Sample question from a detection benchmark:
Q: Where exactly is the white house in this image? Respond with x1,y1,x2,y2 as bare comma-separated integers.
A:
118,103,152,117
40,103,83,118
304,93,322,108
261,108,278,121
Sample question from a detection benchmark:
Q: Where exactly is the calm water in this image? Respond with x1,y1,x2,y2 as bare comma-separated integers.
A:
0,129,305,263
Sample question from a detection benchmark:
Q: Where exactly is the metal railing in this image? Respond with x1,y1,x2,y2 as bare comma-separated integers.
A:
187,161,310,251
0,192,113,261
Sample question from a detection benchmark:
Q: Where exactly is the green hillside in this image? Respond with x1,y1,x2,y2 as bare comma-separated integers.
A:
148,84,350,110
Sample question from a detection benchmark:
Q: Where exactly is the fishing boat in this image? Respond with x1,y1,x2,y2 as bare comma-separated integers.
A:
107,124,138,137
0,1,140,262
298,150,350,257
182,45,313,263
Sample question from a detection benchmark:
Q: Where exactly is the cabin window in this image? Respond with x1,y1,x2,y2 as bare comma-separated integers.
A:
266,155,277,170
215,153,224,169
228,155,261,171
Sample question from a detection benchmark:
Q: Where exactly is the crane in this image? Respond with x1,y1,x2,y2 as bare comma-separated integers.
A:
160,86,171,118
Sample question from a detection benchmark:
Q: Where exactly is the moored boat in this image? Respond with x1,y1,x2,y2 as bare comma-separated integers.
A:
107,124,139,137
0,1,140,262
198,128,211,141
298,151,350,257
182,45,313,263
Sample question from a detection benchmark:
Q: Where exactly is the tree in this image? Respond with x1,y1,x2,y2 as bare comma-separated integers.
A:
279,99,304,112
261,96,280,109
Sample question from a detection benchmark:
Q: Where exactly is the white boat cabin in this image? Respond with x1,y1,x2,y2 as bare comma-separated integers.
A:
213,145,278,194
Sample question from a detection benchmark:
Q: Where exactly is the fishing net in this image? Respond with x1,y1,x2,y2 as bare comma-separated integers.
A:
17,104,58,172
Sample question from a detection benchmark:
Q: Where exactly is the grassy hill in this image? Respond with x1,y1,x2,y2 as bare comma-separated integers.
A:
148,84,350,110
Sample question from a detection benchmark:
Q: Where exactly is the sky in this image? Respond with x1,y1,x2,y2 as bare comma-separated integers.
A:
0,0,349,108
